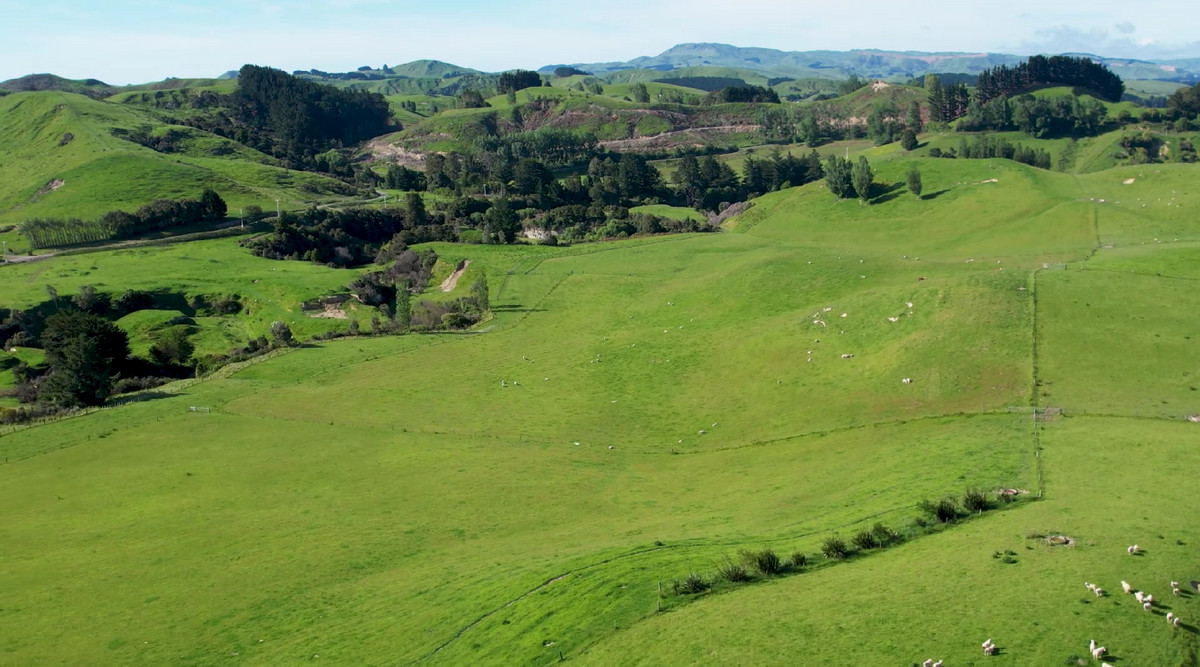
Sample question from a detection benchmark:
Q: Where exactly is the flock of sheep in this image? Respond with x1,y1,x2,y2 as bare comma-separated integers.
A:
916,545,1192,665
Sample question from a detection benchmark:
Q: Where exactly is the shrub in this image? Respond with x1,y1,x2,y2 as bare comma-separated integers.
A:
789,551,807,569
673,573,710,595
852,529,880,550
742,548,782,576
963,488,991,513
821,535,850,560
919,497,960,524
871,522,899,546
717,558,751,583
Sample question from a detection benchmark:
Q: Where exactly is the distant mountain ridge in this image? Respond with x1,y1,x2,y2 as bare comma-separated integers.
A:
541,42,1200,83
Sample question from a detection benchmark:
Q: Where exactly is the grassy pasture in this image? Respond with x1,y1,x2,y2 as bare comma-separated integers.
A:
2,155,1199,665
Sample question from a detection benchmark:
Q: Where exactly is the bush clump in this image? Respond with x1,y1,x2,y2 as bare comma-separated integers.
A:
852,529,880,550
821,535,851,560
919,497,961,524
672,573,711,595
717,558,751,583
789,551,807,569
963,488,991,513
742,548,783,576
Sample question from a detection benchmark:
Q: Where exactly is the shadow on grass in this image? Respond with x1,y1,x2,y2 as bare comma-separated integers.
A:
921,189,951,201
870,182,906,205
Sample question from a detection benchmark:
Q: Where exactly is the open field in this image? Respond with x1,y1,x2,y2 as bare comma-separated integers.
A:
2,142,1199,666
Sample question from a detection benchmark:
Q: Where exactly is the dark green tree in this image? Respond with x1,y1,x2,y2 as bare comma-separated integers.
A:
405,192,428,226
906,166,923,198
483,198,520,244
632,83,650,103
901,129,919,151
199,189,227,220
823,155,853,199
851,156,874,203
39,310,130,407
906,101,924,133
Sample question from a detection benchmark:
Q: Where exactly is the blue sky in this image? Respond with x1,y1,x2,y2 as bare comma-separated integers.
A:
1,0,1198,84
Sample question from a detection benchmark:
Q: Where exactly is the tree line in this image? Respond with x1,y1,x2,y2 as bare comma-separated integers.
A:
23,190,227,249
974,55,1125,104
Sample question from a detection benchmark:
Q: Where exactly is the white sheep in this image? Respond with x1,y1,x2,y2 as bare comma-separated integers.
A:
923,660,934,667
1092,646,1106,660
1089,639,1096,653
1173,586,1182,596
1094,587,1104,597
1168,612,1176,623
1171,581,1181,589
902,378,912,384
1128,544,1139,555
1174,617,1182,628
984,645,996,656
1085,582,1095,591
1144,601,1153,611
932,661,942,667
1135,591,1145,603
1145,594,1154,605
887,316,899,323
1121,580,1132,594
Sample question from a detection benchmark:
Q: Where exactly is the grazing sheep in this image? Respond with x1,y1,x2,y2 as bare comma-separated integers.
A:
1145,594,1154,605
1094,587,1104,597
1122,581,1132,594
1085,582,1095,591
1171,581,1181,589
984,645,996,656
932,661,942,667
888,316,900,323
902,378,912,384
1128,544,1139,555
923,660,934,667
1089,639,1096,653
1135,591,1146,603
1144,602,1153,611
1168,612,1176,623
1092,646,1106,660
841,354,854,359
1173,586,1182,596
1174,617,1182,628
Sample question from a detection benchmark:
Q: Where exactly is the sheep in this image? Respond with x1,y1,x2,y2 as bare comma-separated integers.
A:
1094,587,1105,597
1085,582,1095,591
932,661,942,667
1174,617,1182,628
1144,602,1153,611
840,312,848,318
887,316,900,323
1168,612,1176,623
1135,591,1145,603
1089,639,1096,653
1171,581,1181,589
1145,594,1154,605
841,354,855,359
924,660,934,667
902,378,912,384
1092,646,1106,660
1128,544,1139,555
984,645,996,656
1173,586,1182,596
906,302,914,308
1122,581,1132,594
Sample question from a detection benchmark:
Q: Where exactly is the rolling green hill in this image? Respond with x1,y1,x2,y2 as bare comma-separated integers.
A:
0,91,359,229
3,153,1199,664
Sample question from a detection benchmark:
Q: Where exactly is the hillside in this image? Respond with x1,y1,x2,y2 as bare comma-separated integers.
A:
0,91,359,228
3,155,1199,664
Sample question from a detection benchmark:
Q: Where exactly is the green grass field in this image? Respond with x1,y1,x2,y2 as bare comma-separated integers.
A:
0,91,361,230
2,113,1200,665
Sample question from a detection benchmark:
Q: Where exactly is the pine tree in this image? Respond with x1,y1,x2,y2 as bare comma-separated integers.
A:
851,156,874,203
906,167,923,198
